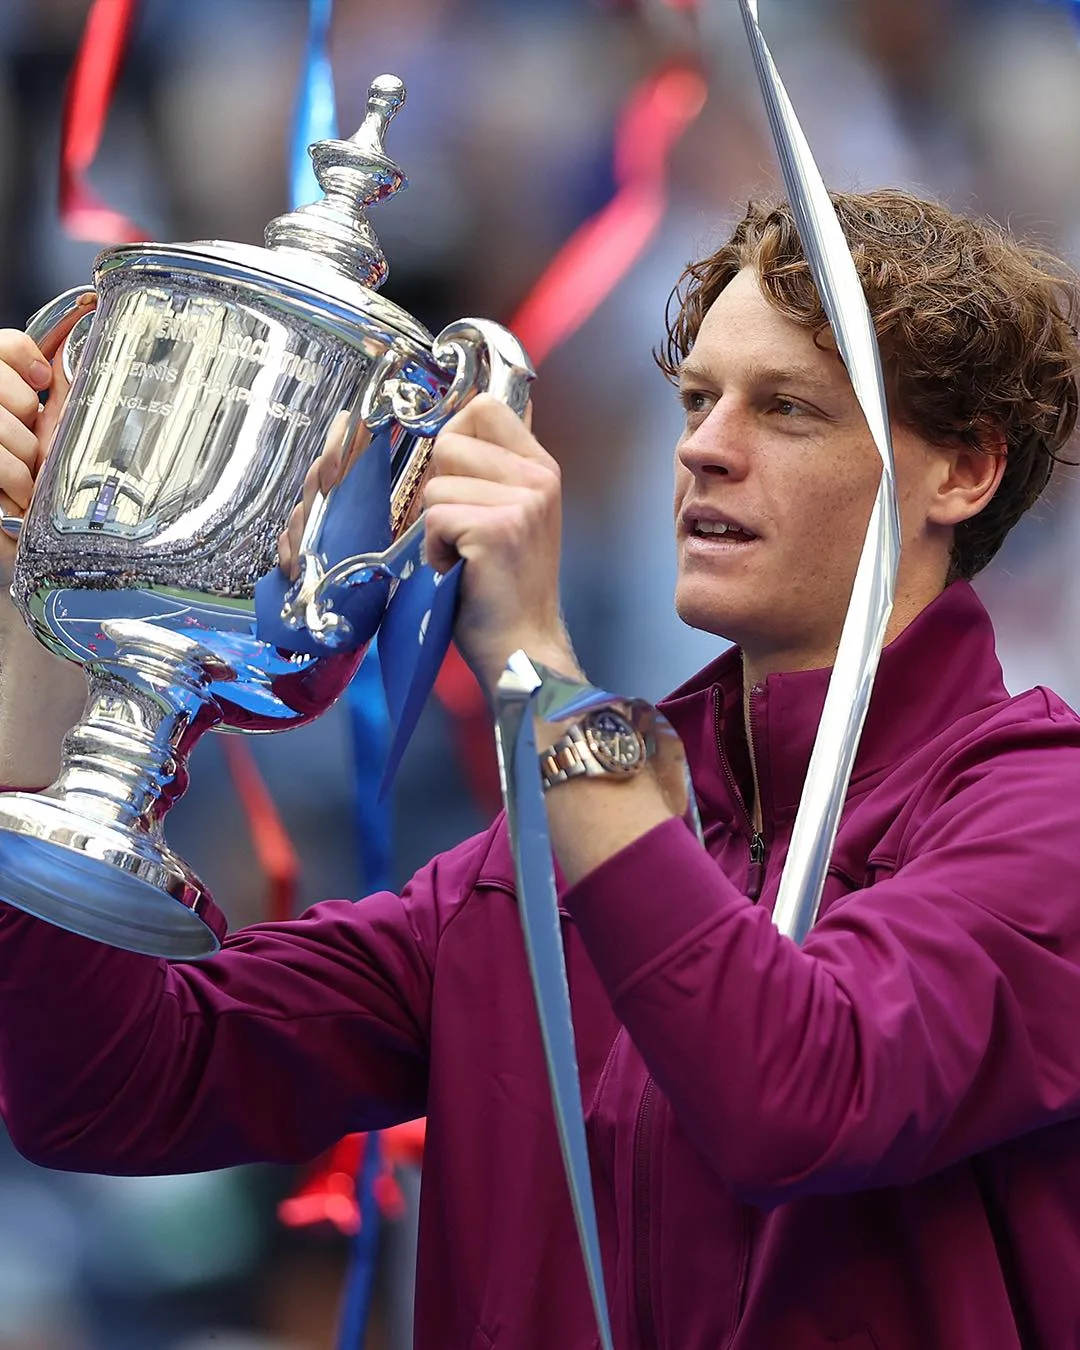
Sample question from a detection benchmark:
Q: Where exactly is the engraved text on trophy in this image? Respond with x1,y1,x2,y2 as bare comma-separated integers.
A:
47,288,353,577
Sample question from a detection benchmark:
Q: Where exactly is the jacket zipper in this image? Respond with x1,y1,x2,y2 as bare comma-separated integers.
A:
713,689,767,901
747,830,766,901
632,1076,659,1350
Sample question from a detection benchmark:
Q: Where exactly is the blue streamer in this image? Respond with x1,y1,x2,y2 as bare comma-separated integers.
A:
346,645,393,895
336,1131,386,1350
288,5,387,1346
291,0,338,209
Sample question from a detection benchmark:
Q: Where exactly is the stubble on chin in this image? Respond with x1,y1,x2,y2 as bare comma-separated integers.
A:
673,583,741,643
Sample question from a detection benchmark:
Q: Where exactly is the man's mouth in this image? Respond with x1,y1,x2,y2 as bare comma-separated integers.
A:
689,520,757,543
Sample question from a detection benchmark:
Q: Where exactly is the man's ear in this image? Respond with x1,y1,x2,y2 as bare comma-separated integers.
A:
926,427,1007,530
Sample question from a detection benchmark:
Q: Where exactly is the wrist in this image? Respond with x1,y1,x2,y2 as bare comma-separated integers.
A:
477,634,584,703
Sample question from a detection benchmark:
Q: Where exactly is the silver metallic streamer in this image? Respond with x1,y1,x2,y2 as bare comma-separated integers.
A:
493,653,616,1350
739,0,902,944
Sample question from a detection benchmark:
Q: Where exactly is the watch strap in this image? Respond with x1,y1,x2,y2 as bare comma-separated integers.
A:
539,723,592,789
537,704,648,792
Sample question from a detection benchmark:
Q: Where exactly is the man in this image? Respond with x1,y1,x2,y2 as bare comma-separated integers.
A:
0,188,1079,1350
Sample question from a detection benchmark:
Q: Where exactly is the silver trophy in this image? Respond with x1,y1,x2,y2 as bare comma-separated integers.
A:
0,74,533,959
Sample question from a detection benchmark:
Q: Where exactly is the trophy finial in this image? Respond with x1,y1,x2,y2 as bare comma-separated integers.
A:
352,74,406,161
263,74,409,290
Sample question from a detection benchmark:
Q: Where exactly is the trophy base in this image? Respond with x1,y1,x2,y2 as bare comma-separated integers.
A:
0,794,226,960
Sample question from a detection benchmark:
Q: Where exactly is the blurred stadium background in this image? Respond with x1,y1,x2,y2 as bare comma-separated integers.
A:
0,0,1077,1345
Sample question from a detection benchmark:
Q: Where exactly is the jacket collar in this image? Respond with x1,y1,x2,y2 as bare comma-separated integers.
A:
659,581,1010,828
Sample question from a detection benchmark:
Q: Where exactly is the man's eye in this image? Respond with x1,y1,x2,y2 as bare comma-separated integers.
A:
678,390,711,415
772,397,805,417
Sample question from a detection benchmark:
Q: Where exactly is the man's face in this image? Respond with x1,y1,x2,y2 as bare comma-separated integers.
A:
673,267,945,674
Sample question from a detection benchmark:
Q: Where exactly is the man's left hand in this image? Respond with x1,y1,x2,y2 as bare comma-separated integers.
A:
424,393,583,699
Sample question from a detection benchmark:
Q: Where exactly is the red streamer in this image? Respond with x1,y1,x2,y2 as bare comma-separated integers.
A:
60,0,147,243
431,57,708,799
220,738,300,925
508,61,706,366
279,1121,426,1234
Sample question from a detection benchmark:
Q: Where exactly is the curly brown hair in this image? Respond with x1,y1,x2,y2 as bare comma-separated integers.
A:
657,190,1080,581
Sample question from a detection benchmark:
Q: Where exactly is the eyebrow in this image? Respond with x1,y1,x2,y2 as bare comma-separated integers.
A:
677,357,841,395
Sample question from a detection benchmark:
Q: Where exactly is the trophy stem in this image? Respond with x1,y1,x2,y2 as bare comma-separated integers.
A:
0,620,230,960
53,627,225,835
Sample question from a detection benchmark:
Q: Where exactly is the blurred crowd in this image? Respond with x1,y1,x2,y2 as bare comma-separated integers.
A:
0,0,1078,1345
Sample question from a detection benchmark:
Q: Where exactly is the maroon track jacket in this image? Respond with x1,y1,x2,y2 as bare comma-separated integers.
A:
3,580,1080,1349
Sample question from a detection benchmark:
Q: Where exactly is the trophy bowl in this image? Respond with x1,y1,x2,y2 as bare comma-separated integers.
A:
0,75,532,959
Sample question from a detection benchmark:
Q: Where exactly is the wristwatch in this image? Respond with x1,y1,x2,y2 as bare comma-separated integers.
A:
538,704,648,791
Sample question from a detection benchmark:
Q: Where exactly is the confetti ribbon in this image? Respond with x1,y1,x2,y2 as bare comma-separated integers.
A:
278,1121,424,1233
335,1129,386,1348
493,659,617,1350
220,738,299,925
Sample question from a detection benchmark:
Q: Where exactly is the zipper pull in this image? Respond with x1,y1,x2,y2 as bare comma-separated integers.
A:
747,831,766,902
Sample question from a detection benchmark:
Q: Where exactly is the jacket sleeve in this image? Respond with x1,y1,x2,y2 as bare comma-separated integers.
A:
0,832,487,1176
561,708,1080,1208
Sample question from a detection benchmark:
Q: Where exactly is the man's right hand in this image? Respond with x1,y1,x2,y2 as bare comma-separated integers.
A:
0,309,96,788
0,300,92,563
0,330,54,524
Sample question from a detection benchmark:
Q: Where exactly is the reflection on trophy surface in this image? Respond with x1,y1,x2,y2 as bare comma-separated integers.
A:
0,73,533,960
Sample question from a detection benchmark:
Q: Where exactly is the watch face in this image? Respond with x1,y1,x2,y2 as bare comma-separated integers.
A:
584,708,645,775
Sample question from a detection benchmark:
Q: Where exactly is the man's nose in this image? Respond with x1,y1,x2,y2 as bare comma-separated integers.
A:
676,399,750,479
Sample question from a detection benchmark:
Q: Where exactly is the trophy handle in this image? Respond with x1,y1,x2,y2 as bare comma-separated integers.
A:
390,317,534,430
25,285,99,369
0,287,97,540
281,318,534,646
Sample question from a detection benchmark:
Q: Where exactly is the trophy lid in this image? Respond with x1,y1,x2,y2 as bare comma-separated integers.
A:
264,73,407,290
96,74,435,353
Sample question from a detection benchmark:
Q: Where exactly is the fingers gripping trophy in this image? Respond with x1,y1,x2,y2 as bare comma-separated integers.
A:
0,75,533,960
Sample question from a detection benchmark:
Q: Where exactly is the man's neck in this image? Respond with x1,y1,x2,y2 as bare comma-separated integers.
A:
734,578,953,834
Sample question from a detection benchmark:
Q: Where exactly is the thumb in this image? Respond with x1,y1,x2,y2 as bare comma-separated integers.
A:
33,357,72,477
31,305,91,475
